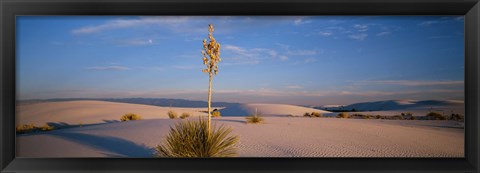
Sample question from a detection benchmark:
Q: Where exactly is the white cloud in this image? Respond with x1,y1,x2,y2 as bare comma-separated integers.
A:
222,60,260,66
116,39,155,46
304,58,317,63
172,65,201,70
376,32,391,36
72,16,190,34
428,35,451,39
222,44,287,65
359,80,464,87
418,21,439,27
353,24,369,32
348,33,368,41
318,31,333,36
288,50,318,56
292,57,317,65
293,18,311,26
279,55,289,61
454,16,464,21
285,85,303,89
85,66,130,71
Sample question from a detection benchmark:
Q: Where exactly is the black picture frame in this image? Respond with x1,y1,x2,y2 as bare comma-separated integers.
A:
1,0,479,172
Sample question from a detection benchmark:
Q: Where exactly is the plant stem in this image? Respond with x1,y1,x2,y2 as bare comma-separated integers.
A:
207,72,213,135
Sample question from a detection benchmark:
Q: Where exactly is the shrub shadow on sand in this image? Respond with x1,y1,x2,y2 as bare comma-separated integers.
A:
212,119,246,124
48,131,154,157
103,119,121,123
46,122,72,129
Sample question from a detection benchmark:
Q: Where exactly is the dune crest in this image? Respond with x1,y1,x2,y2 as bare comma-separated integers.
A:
220,103,331,116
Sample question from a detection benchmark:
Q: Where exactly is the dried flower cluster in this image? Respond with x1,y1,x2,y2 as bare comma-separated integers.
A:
202,24,221,75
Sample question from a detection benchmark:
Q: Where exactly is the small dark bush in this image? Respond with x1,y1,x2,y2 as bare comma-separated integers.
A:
120,113,142,121
449,113,464,121
304,112,311,117
212,110,221,117
426,112,446,120
16,124,38,134
311,112,323,117
246,115,264,124
401,112,414,120
351,114,372,119
392,115,404,120
337,112,349,118
180,112,191,119
168,111,178,119
40,123,55,131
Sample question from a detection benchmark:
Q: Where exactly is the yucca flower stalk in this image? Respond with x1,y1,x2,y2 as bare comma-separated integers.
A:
201,24,221,134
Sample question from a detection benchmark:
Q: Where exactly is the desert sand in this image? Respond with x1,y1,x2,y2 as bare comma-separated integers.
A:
16,100,331,126
220,103,331,116
16,100,464,158
324,99,465,117
16,100,211,126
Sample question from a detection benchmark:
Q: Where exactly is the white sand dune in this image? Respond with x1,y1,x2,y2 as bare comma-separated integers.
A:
323,99,465,116
16,100,210,126
16,100,464,157
17,117,464,157
220,103,331,116
327,99,462,110
16,101,332,126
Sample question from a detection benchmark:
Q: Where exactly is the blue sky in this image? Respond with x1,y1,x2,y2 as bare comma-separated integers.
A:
16,16,464,105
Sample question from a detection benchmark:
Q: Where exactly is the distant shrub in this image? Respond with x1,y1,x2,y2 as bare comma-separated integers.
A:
180,112,191,119
287,114,295,117
304,112,322,118
40,123,54,131
212,110,221,117
375,115,382,119
449,113,464,121
401,112,414,120
426,112,446,120
120,113,142,121
16,123,56,134
155,117,239,157
246,115,264,124
168,111,178,119
311,112,323,117
337,112,349,118
16,124,38,134
351,113,371,119
392,115,404,120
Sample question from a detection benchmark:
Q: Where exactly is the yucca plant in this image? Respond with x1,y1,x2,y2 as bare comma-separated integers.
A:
156,117,239,157
201,24,221,133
